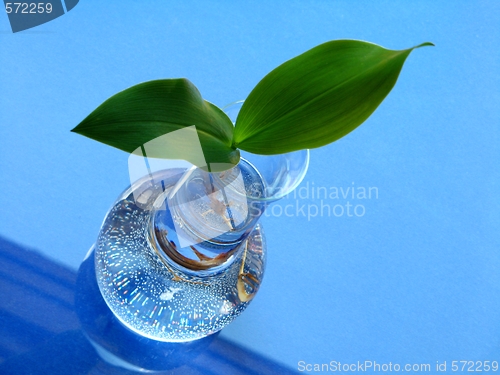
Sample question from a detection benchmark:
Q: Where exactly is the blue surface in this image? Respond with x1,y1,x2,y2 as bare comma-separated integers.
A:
0,236,296,374
1,1,499,372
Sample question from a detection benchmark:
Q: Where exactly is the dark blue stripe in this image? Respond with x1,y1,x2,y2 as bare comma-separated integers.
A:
0,272,75,312
0,238,76,290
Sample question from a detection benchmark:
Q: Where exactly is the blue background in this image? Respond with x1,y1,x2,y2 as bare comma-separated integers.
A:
0,1,499,372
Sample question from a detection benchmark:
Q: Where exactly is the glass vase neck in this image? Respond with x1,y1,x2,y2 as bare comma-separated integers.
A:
151,157,266,276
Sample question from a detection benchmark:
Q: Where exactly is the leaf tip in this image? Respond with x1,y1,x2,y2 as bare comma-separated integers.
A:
414,42,435,49
70,124,83,134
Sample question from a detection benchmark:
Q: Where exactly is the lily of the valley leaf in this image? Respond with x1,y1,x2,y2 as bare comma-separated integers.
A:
233,40,433,154
72,79,240,171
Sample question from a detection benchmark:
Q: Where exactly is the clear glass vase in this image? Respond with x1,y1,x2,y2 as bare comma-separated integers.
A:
94,101,309,342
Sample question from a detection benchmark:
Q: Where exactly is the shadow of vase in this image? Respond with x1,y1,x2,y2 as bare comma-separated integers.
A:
75,247,218,372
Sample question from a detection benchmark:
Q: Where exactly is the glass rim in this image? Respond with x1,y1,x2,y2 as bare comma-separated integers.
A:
217,149,310,203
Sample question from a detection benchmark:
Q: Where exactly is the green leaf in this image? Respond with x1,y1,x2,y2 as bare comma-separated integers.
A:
72,79,239,171
233,40,433,154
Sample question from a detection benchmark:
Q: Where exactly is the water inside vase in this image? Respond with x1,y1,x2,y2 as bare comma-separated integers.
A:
95,165,266,342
